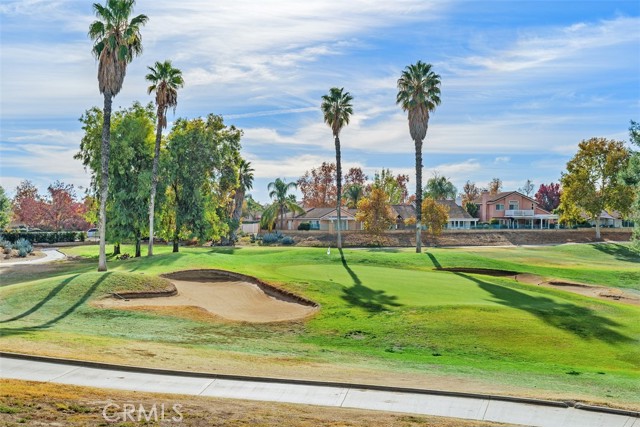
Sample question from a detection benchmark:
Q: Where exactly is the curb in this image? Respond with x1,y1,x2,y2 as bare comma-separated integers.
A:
3,352,638,418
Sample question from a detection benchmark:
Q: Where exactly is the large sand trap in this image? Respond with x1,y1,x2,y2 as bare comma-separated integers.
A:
96,270,318,323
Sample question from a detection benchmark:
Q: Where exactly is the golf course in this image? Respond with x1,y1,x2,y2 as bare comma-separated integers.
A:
1,243,639,410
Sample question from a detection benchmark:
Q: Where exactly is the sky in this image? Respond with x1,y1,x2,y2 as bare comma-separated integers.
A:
1,0,639,204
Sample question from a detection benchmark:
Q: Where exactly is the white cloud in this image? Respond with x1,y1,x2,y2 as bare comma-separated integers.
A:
494,156,510,164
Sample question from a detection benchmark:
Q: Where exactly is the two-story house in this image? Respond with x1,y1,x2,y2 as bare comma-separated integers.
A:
476,191,558,229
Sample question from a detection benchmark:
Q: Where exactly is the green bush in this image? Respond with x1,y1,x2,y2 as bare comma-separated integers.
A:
297,222,311,231
261,233,280,244
0,231,81,244
281,236,295,245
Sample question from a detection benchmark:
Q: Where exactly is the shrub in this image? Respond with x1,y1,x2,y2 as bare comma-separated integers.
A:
0,231,80,244
14,238,33,255
281,236,295,245
2,241,12,254
297,222,311,231
261,233,280,245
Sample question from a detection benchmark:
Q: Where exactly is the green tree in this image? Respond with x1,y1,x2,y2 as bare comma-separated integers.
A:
561,137,631,239
372,169,410,204
355,187,394,235
0,186,11,230
230,159,254,242
343,184,364,208
321,87,353,250
422,197,449,246
619,120,640,248
424,173,457,200
107,102,155,257
262,179,303,231
396,61,441,253
76,103,156,255
145,60,184,256
161,115,242,252
242,194,263,221
88,0,148,271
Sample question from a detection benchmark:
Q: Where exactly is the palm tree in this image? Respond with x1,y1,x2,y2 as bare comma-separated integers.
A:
265,178,304,231
230,159,254,242
321,87,353,249
145,60,184,256
396,61,441,253
424,173,457,200
89,0,148,271
344,184,363,209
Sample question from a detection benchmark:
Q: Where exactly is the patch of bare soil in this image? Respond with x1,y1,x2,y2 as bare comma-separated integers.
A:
0,251,46,264
437,267,640,306
95,269,318,323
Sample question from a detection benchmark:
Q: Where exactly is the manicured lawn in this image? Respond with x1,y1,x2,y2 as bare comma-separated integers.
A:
1,244,638,408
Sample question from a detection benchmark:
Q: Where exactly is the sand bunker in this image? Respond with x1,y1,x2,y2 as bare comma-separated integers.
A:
437,267,640,306
96,270,318,323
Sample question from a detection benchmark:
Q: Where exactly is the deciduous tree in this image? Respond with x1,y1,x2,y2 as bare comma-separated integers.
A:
488,178,502,195
560,137,631,239
372,169,410,204
355,187,394,235
619,120,640,248
12,181,45,228
519,179,535,197
460,180,480,206
422,197,449,246
535,183,562,212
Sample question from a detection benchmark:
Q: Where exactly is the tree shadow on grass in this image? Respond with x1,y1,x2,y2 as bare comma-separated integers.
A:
339,248,401,312
425,252,442,269
452,272,632,344
0,274,80,323
592,243,640,263
0,273,110,334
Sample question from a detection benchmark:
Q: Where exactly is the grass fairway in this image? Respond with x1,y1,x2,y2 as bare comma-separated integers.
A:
1,244,639,409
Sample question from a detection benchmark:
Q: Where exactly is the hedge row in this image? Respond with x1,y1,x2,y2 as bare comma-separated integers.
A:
0,231,84,244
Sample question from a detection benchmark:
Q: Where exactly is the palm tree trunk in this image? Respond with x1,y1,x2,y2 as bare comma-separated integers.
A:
415,139,423,253
335,135,342,249
147,106,164,257
280,205,284,230
98,93,112,271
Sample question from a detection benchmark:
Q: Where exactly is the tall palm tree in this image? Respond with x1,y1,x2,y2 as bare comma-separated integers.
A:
89,0,148,271
396,61,441,253
321,87,353,249
230,159,254,241
145,60,184,256
264,178,303,231
344,184,363,209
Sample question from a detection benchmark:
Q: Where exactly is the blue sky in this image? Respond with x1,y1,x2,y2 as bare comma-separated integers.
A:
1,0,639,204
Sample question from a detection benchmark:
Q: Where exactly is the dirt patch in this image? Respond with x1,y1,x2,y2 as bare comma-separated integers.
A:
95,269,318,323
437,267,640,306
0,251,46,264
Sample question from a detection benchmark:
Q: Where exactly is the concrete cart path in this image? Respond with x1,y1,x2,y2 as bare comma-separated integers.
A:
0,354,637,427
0,248,66,267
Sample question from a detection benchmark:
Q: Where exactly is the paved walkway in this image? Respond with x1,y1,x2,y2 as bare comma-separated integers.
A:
0,248,66,268
1,354,637,427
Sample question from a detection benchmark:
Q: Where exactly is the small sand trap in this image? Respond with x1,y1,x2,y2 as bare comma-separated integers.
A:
437,267,640,306
96,270,318,323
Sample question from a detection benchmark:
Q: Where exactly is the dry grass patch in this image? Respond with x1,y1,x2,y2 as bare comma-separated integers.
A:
0,379,514,427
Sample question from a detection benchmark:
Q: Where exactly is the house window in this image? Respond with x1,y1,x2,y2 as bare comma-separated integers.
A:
508,200,519,210
496,204,504,211
309,220,320,230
